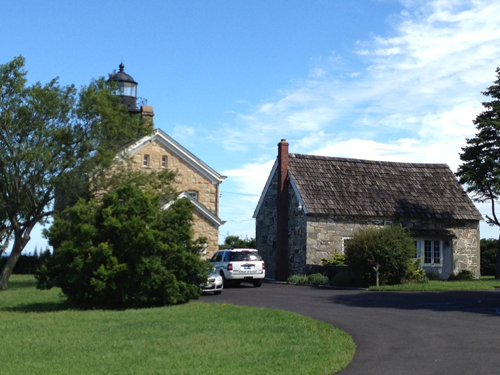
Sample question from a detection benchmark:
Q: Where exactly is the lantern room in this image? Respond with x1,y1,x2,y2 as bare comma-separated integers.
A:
109,63,139,113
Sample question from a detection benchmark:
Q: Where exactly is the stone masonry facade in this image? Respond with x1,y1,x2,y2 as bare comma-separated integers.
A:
256,170,480,279
130,139,221,257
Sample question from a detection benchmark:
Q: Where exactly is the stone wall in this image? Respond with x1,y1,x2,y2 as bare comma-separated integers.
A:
192,209,220,258
287,185,307,275
305,216,480,278
451,221,480,277
131,140,218,215
130,139,221,256
255,169,278,279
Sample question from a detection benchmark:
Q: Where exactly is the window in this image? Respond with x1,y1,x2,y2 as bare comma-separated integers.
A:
341,237,352,255
230,252,262,262
143,154,150,167
210,252,223,262
161,156,167,168
415,239,442,265
186,191,198,201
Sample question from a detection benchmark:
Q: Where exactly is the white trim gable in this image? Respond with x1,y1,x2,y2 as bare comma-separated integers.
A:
120,129,226,184
253,159,277,218
162,192,224,227
252,160,309,218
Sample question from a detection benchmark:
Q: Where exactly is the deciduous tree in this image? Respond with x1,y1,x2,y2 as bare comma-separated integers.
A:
219,235,256,249
0,56,149,289
456,67,500,278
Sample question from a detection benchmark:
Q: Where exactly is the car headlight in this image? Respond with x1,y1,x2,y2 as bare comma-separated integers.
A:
216,275,222,282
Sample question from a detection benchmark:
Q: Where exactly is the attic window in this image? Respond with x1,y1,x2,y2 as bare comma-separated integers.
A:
162,156,167,168
186,191,198,201
143,155,150,167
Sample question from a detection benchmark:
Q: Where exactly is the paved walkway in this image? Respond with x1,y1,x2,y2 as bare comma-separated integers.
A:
201,283,500,374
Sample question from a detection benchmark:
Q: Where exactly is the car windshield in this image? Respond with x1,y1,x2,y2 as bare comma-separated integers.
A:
230,252,262,262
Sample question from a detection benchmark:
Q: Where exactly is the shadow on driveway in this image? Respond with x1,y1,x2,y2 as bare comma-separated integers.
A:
329,289,500,316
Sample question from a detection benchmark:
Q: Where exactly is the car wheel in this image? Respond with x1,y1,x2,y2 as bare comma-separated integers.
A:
214,290,222,295
253,279,262,288
220,272,227,287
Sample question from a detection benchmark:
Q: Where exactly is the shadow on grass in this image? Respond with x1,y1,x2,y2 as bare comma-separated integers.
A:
7,278,38,290
2,301,72,313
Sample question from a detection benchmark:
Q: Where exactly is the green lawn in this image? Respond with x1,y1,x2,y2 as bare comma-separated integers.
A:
0,275,355,375
370,276,500,291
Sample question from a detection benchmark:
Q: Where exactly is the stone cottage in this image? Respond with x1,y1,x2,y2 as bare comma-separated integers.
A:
254,140,483,281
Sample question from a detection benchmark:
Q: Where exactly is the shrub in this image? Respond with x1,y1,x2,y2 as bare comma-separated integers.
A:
330,271,356,287
426,272,442,281
308,273,329,286
321,253,346,266
288,274,309,285
406,258,427,283
448,269,475,281
344,225,417,286
480,238,497,276
36,184,210,309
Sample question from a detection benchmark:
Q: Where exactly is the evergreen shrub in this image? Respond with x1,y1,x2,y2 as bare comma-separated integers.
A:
288,274,309,285
448,269,475,281
36,184,210,309
307,273,329,286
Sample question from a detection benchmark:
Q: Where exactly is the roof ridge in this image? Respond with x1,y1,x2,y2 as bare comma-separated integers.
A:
288,153,449,168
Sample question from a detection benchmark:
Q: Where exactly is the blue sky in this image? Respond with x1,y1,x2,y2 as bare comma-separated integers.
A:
2,0,500,253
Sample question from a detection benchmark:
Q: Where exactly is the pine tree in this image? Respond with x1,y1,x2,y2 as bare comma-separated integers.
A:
457,67,500,278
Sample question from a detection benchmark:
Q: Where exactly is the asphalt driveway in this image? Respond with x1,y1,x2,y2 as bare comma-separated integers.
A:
200,283,500,375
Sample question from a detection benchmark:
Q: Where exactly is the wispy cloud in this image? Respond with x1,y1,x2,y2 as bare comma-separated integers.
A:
219,0,500,238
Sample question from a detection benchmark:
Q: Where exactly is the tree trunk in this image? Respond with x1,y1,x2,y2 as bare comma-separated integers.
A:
0,231,32,290
495,233,500,279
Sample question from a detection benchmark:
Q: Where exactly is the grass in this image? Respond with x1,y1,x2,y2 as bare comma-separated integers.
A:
370,276,500,291
0,275,355,375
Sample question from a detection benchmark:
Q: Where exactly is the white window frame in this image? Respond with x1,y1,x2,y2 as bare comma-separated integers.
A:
414,239,442,267
341,237,352,255
143,154,150,167
186,190,198,201
161,156,167,168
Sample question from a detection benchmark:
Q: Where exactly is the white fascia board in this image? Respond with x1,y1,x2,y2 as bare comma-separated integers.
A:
162,192,224,227
252,159,277,218
289,174,308,215
120,129,227,184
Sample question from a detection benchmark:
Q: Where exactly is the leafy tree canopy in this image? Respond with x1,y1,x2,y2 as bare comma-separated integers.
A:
480,238,497,276
36,183,210,309
219,235,256,249
456,67,500,278
0,56,151,290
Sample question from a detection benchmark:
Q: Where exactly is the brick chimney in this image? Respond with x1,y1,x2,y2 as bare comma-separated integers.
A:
276,139,289,281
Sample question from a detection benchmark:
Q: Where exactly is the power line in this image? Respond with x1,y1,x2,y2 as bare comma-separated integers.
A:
220,191,260,197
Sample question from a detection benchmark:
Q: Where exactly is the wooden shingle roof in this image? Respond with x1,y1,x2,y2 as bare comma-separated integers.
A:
288,154,482,220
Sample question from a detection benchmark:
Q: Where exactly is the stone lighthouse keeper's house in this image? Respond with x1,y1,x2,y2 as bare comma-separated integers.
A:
254,140,482,281
109,64,226,257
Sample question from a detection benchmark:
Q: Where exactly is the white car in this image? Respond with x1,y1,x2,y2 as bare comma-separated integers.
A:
210,249,265,287
201,271,223,294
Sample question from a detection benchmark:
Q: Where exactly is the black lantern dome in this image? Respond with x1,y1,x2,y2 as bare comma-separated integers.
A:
109,63,139,112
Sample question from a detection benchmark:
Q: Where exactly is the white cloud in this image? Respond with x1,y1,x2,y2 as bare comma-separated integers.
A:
171,125,195,143
220,0,500,237
222,159,275,200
